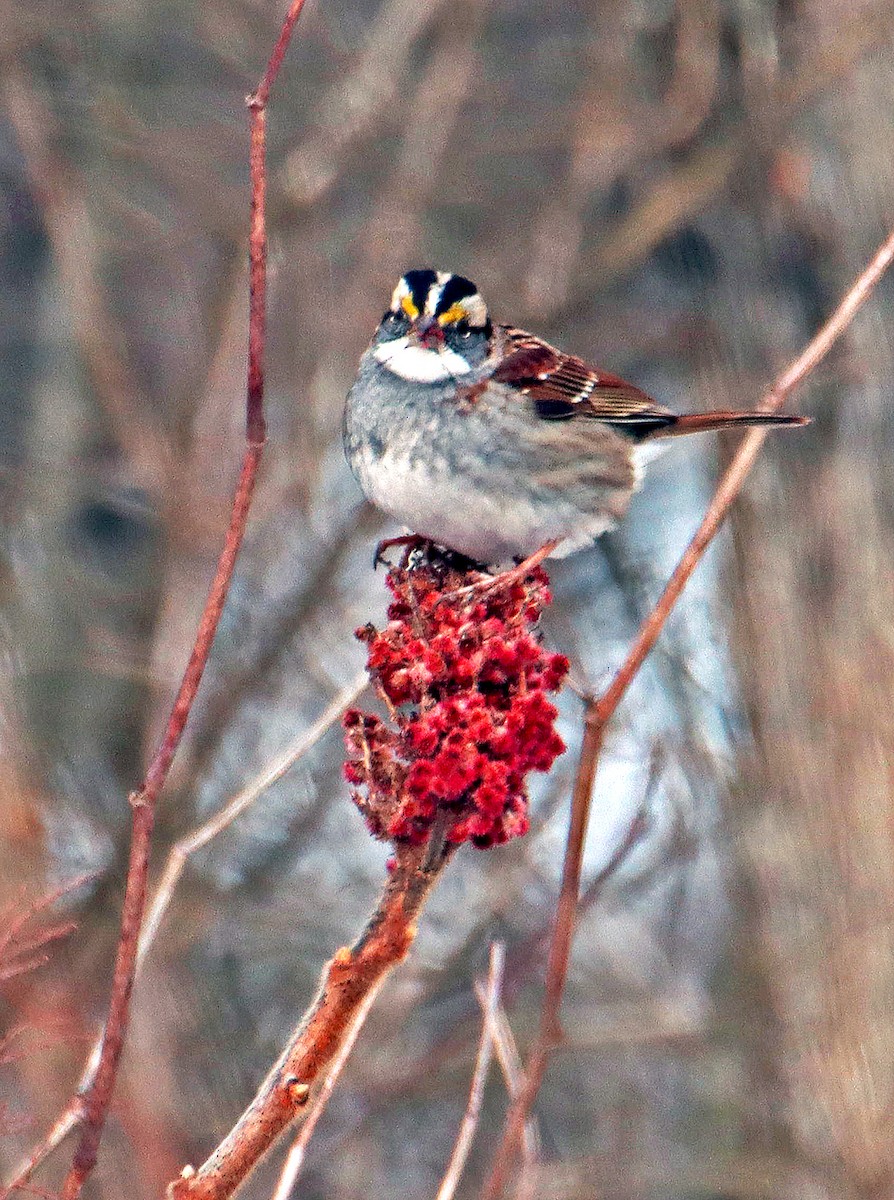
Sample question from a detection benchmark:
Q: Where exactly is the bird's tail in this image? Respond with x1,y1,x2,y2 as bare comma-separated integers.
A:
652,411,810,438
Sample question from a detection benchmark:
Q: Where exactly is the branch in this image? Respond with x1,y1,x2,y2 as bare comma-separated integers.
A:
0,70,170,492
0,877,87,984
137,671,366,965
270,974,382,1200
39,6,311,1197
167,836,455,1200
472,979,541,1196
2,673,356,1199
281,0,450,208
435,943,504,1200
482,223,894,1198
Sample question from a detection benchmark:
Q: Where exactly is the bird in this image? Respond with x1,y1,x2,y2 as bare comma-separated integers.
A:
344,269,808,567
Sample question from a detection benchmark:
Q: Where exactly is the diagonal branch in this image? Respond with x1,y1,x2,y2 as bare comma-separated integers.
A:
30,6,311,1198
166,836,456,1200
481,223,894,1199
270,933,399,1200
1,671,357,1199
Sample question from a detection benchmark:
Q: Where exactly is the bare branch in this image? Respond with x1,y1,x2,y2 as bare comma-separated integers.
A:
167,836,455,1200
282,0,450,208
0,71,171,491
2,675,361,1197
46,6,312,1197
472,981,541,1199
139,671,367,964
482,224,894,1199
270,977,385,1200
0,876,87,984
436,943,504,1200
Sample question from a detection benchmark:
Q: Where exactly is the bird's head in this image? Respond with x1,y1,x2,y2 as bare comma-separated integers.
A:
372,269,493,383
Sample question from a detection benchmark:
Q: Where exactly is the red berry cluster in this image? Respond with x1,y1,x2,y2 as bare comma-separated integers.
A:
343,562,569,849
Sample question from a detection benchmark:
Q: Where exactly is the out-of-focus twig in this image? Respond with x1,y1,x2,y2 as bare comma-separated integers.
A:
359,0,486,290
587,139,738,289
282,0,449,208
482,225,894,1199
572,10,891,301
499,806,650,1008
0,69,170,492
473,979,540,1200
139,670,367,960
658,0,720,149
0,877,86,984
2,1104,80,1200
526,0,719,315
168,520,369,791
435,943,504,1200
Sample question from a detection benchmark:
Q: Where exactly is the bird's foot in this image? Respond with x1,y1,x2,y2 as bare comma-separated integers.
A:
373,534,430,569
374,536,488,577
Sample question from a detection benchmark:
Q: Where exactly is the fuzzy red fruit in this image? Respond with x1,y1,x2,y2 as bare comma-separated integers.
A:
343,561,568,849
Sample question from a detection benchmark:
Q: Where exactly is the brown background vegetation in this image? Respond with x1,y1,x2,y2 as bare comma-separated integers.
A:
1,0,893,1196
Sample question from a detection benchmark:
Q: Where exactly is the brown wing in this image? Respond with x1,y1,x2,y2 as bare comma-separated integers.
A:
492,326,677,435
490,327,810,438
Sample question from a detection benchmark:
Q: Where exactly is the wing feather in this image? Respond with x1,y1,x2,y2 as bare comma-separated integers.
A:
493,326,675,433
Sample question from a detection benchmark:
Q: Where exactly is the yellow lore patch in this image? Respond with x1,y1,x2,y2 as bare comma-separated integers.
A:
401,294,419,319
437,302,467,326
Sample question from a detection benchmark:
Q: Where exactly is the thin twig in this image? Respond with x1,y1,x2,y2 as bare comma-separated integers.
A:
526,0,719,316
435,943,504,1200
1,1104,84,1200
0,876,89,984
282,0,449,207
139,671,367,963
574,11,889,300
43,7,312,1198
497,807,649,1010
359,0,485,287
0,70,170,492
481,225,894,1199
473,983,540,1200
3,1186,59,1200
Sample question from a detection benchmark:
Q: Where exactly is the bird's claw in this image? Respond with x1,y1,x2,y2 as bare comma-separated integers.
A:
373,534,428,569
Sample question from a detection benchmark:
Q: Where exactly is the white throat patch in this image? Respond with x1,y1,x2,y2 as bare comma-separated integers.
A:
373,336,473,383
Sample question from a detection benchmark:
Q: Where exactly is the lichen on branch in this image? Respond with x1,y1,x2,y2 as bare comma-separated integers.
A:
344,558,569,849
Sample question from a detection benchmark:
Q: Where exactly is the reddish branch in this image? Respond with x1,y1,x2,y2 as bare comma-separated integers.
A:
23,5,311,1198
482,222,894,1199
57,242,258,1197
0,879,84,984
166,836,454,1200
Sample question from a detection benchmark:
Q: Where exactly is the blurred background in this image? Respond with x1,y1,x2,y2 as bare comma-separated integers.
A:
1,0,893,1196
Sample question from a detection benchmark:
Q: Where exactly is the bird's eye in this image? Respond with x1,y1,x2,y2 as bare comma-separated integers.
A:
455,320,472,340
381,310,408,334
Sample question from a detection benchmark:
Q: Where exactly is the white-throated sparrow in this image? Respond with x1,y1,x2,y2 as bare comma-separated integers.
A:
344,269,808,565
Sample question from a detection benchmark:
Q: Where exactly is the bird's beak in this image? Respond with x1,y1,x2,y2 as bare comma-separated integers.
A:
410,316,445,351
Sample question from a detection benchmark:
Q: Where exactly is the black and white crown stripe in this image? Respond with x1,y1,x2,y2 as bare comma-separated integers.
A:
390,270,490,331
